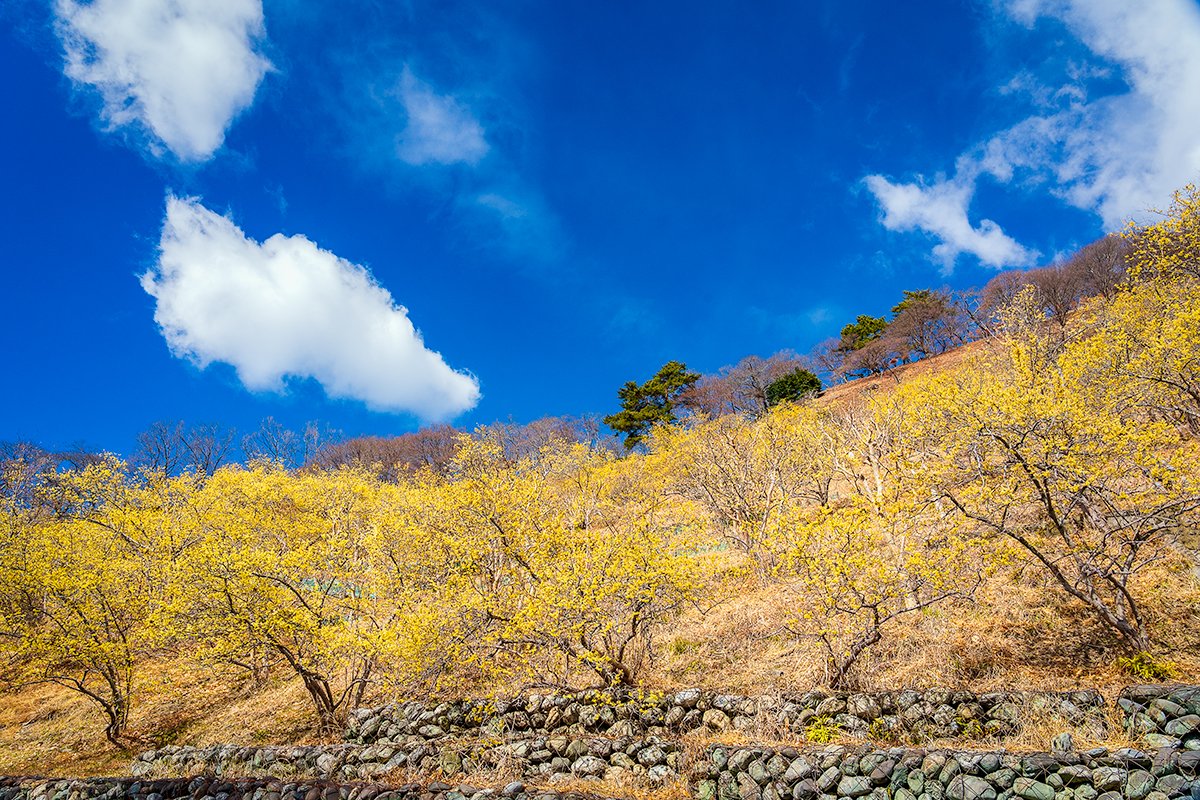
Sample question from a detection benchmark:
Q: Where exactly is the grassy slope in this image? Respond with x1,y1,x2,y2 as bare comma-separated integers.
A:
3,339,1199,777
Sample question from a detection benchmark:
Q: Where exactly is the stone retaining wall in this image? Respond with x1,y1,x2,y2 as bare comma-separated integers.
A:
1120,688,1200,751
0,777,612,800
347,689,1107,747
694,744,1200,800
131,736,681,785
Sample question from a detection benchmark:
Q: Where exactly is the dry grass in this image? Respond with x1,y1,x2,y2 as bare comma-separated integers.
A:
0,655,324,777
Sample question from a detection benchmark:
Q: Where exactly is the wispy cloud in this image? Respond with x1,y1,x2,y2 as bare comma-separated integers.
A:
396,66,489,167
54,0,271,162
142,196,481,420
863,0,1200,268
992,0,1200,229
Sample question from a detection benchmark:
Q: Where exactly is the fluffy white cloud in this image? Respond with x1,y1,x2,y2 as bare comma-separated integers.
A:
55,0,271,162
396,67,489,166
865,171,1038,271
864,0,1200,267
993,0,1200,228
142,197,481,420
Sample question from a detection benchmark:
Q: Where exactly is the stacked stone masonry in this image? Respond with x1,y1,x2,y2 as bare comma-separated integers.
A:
0,777,614,800
696,744,1200,800
131,737,680,785
1120,688,1200,752
5,684,1200,800
345,688,1108,747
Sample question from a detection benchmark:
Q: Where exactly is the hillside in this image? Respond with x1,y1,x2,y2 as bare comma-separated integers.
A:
2,188,1200,783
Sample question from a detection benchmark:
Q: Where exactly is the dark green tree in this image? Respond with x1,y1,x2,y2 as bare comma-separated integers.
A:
765,368,822,407
838,315,888,351
603,361,700,450
890,289,937,316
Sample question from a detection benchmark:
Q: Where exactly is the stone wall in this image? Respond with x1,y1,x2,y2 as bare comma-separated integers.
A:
346,689,1107,747
1120,688,1200,751
694,744,1200,800
131,736,681,785
0,777,614,800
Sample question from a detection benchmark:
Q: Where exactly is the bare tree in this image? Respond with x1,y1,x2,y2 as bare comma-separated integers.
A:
310,425,462,480
244,417,339,470
889,289,969,359
1064,234,1129,300
180,424,237,475
680,351,810,418
132,421,188,475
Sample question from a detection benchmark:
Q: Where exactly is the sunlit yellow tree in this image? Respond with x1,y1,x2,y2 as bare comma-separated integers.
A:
178,464,386,732
903,295,1200,653
0,459,192,745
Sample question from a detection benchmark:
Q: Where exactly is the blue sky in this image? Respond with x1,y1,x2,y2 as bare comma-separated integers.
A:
3,0,1200,454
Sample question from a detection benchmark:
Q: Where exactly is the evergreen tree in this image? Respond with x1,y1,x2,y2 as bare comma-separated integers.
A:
603,361,700,450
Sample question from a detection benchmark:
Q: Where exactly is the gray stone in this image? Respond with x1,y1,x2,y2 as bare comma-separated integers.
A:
1057,766,1091,785
847,696,883,720
1126,770,1156,800
836,776,873,797
1012,778,1055,800
571,756,607,777
1151,699,1189,717
698,780,718,800
793,780,820,800
988,770,1017,790
948,777,996,800
564,740,589,761
1166,717,1200,738
720,772,741,800
647,765,672,784
1154,775,1189,797
611,752,636,770
818,767,842,793
577,705,600,729
1146,734,1183,750
749,760,772,785
760,754,787,778
675,689,702,708
939,761,963,785
639,745,668,767
730,750,756,772
738,772,763,800
1052,735,1074,754
607,720,636,738
1092,769,1127,792
784,758,814,784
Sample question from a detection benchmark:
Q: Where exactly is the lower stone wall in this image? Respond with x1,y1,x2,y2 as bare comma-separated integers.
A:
0,777,613,800
131,736,680,785
694,744,1200,800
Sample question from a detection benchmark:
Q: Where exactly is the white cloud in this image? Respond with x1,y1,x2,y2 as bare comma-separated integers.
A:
991,0,1200,228
55,0,271,162
863,0,1200,265
864,171,1038,271
396,67,489,166
142,197,481,420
